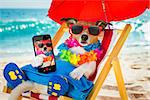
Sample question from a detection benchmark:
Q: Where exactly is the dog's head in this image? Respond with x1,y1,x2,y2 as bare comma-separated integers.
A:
34,39,52,54
61,18,109,46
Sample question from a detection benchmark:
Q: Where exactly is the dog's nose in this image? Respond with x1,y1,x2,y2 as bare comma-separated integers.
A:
44,47,47,51
81,34,88,41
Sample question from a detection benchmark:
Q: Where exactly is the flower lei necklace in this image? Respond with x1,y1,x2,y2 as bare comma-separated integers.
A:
58,37,103,66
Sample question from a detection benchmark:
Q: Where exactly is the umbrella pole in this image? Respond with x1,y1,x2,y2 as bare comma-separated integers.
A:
102,0,108,23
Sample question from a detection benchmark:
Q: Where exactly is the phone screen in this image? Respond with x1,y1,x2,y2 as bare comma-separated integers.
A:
32,35,56,73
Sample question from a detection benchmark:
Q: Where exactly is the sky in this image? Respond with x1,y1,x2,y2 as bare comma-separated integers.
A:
0,0,52,8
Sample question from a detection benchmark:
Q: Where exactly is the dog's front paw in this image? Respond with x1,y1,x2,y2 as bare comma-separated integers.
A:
84,61,96,79
31,54,46,67
69,67,85,80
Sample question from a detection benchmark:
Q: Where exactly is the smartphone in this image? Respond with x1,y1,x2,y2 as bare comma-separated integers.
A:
32,34,56,73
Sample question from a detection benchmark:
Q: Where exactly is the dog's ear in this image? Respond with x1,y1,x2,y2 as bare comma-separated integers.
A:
96,20,112,30
60,18,77,26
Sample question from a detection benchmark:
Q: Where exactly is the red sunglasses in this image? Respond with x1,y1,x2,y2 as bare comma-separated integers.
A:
69,25,102,36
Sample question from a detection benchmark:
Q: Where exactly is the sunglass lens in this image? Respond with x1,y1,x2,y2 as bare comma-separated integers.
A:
38,43,44,48
71,25,83,34
88,26,100,36
46,43,52,47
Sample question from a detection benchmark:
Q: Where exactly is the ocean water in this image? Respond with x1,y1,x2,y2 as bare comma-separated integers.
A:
0,9,60,56
0,9,150,57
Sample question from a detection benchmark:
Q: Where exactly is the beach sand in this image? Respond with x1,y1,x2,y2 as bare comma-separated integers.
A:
97,44,150,100
0,45,150,100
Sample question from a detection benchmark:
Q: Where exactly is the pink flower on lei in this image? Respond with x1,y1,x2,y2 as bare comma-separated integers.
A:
36,50,44,55
94,49,103,59
65,37,80,48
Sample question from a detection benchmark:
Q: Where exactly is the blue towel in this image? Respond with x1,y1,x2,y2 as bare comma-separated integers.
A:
21,59,93,99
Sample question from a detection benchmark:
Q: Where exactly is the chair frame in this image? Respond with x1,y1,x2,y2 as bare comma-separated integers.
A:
88,24,131,100
3,22,132,100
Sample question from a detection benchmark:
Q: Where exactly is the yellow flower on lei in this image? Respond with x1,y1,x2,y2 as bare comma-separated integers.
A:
69,54,81,66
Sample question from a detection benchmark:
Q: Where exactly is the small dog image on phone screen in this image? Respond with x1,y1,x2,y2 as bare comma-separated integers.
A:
33,35,56,73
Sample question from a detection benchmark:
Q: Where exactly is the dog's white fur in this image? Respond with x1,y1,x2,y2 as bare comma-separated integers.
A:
8,81,49,100
9,81,34,100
